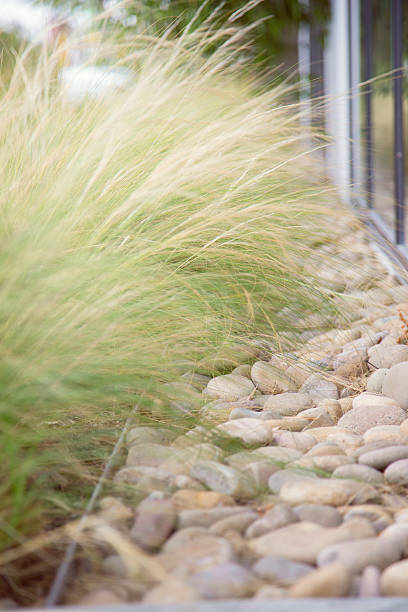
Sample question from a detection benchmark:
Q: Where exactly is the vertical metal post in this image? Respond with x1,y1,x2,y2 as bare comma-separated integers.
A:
363,0,373,208
350,0,362,199
324,0,352,198
298,0,312,129
392,0,405,245
310,0,324,130
347,0,354,186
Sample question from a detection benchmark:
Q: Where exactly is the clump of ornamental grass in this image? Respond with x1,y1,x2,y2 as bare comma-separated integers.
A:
0,16,355,553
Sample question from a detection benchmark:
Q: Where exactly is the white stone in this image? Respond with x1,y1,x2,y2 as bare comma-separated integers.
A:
300,374,338,402
367,344,408,369
338,404,406,435
248,518,375,564
352,392,400,409
384,458,408,485
363,425,408,445
205,374,255,401
381,559,408,596
262,392,313,416
382,361,408,410
216,418,273,445
359,445,408,470
272,430,316,453
251,361,296,394
317,537,400,573
366,369,389,393
190,461,257,499
288,563,352,598
279,477,377,507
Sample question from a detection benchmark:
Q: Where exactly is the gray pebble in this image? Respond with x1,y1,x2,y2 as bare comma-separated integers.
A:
358,566,381,597
359,445,408,470
245,504,298,538
188,562,257,599
210,512,258,536
300,374,338,402
384,458,408,484
366,369,389,393
268,469,318,494
332,463,384,484
294,504,342,527
338,404,406,435
317,537,400,573
177,507,249,529
130,498,176,550
253,555,314,585
382,361,408,410
229,407,262,420
126,443,173,468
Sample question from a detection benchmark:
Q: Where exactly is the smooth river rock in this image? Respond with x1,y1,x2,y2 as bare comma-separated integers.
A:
188,562,257,599
251,361,296,394
216,418,273,445
177,507,250,529
317,537,401,573
243,461,281,487
253,555,314,585
338,404,406,435
288,563,352,598
205,374,255,401
158,535,234,575
290,455,355,474
363,425,408,445
384,458,408,484
126,443,174,468
382,361,408,410
256,446,303,463
167,444,225,475
367,344,408,369
381,559,408,596
332,463,384,484
279,477,377,507
163,528,208,553
358,566,381,597
229,407,261,420
255,585,287,600
262,392,313,416
268,469,318,494
366,369,389,393
171,490,235,511
379,523,408,557
190,461,257,499
245,504,298,538
209,512,258,536
130,498,176,550
143,578,198,604
299,374,338,402
306,442,345,457
248,518,375,564
359,445,408,470
327,431,363,451
272,430,316,453
352,392,400,409
126,426,175,447
114,466,173,493
294,504,342,527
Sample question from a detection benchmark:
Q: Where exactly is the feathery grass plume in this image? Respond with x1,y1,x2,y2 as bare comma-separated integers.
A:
0,14,353,552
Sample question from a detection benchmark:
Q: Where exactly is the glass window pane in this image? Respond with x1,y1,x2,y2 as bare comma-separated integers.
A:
371,0,394,230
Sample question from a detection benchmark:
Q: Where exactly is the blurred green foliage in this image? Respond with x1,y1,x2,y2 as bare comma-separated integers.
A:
46,0,330,65
0,31,23,85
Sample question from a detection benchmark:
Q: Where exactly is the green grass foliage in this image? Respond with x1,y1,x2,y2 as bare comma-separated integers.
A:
0,19,346,548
